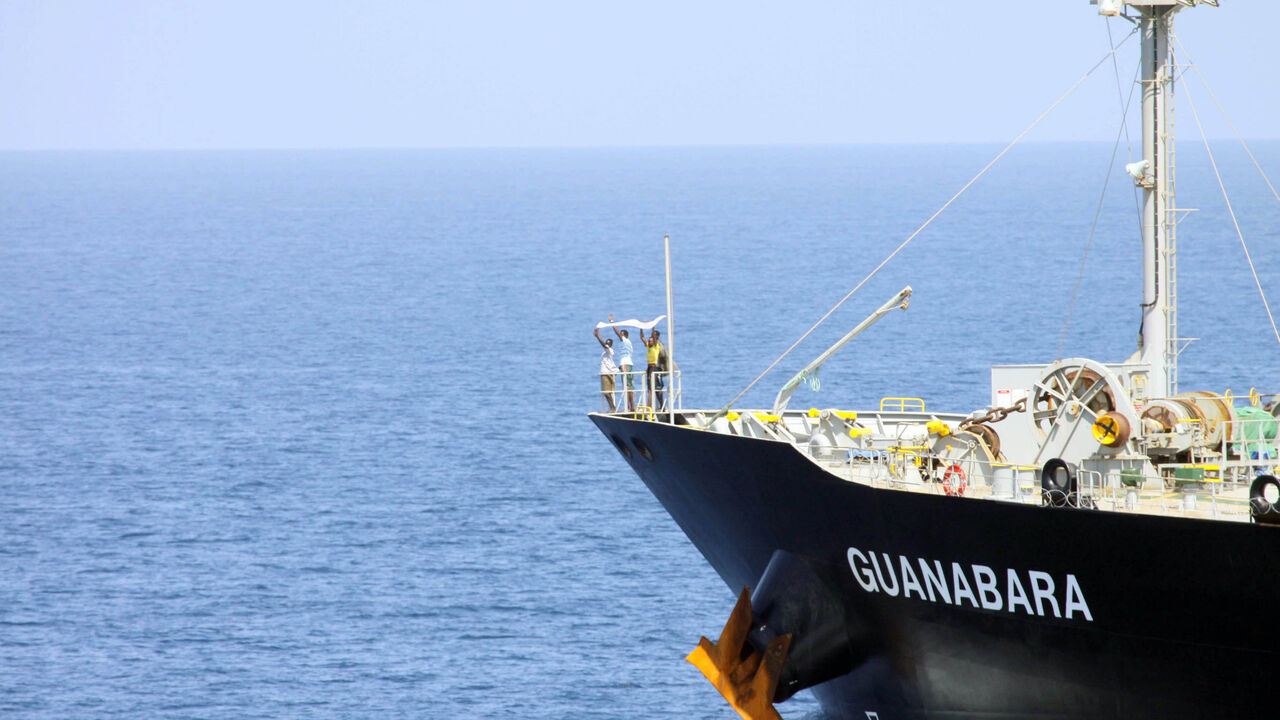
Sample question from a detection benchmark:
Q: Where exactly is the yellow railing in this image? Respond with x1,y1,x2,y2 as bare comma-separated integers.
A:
879,397,926,412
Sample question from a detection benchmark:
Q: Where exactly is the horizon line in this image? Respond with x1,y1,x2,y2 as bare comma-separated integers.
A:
2,137,1277,154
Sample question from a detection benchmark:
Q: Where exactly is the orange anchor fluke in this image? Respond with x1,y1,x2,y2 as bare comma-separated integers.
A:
685,587,793,720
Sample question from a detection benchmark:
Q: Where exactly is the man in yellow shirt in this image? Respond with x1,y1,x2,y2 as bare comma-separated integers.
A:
641,328,665,410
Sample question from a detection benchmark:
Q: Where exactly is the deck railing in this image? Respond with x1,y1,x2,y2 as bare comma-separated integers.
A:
607,393,1280,521
816,446,1261,521
597,368,682,417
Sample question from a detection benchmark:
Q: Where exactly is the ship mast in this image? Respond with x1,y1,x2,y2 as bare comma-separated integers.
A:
1111,0,1216,397
1137,2,1177,399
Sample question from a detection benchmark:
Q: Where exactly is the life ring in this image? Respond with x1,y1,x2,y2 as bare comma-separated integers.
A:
942,463,967,497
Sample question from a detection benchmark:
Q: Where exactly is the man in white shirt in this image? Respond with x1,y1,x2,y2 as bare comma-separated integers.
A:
593,327,619,412
608,314,636,412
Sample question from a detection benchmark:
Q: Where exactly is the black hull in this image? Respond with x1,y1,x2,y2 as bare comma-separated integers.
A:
591,413,1280,720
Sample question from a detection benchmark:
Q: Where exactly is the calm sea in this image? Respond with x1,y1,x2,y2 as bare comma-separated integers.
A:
1,144,1278,718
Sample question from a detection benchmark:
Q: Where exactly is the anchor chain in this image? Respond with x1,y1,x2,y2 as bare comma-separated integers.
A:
959,397,1027,430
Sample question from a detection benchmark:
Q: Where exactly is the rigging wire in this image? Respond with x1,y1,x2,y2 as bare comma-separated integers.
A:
1058,22,1143,360
715,31,1139,417
1173,37,1280,207
1178,56,1280,351
1107,18,1145,233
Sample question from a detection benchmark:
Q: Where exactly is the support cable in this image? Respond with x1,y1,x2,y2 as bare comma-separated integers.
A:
1180,68,1280,351
1173,37,1280,207
716,32,1138,416
1058,26,1143,360
1107,18,1145,232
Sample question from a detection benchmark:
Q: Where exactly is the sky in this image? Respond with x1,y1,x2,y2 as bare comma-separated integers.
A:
1,0,1276,150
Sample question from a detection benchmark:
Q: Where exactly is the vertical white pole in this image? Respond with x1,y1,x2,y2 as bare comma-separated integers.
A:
664,234,675,421
1137,6,1173,398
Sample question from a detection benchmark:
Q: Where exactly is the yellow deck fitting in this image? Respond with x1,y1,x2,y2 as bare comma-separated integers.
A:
686,587,792,720
1091,412,1129,448
880,397,925,412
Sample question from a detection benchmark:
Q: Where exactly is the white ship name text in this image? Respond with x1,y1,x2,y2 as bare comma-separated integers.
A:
846,547,1093,622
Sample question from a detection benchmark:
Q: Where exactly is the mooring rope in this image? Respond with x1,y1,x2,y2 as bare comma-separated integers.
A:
715,31,1138,417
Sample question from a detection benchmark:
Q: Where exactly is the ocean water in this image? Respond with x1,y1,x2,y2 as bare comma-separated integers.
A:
1,144,1278,719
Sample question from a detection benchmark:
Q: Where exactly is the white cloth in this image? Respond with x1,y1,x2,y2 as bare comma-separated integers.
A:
594,315,665,332
597,317,661,368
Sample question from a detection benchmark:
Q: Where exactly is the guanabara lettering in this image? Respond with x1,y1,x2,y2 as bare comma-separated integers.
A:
846,547,1093,622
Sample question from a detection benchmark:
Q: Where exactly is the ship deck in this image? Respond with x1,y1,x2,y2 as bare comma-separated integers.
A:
605,404,1264,525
